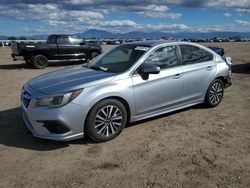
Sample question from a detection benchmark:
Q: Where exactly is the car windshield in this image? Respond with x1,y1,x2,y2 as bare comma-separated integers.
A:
87,44,150,73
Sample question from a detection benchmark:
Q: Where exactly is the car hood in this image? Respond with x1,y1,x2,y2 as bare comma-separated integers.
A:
27,66,117,95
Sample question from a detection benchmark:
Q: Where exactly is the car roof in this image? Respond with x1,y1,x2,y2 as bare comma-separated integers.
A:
126,40,218,56
128,40,178,47
49,34,71,37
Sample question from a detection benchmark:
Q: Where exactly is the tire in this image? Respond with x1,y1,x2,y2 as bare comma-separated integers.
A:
90,52,100,59
32,55,48,69
85,99,127,142
204,79,224,107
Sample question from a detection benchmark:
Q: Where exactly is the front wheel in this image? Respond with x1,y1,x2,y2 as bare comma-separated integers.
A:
204,79,224,107
85,99,127,142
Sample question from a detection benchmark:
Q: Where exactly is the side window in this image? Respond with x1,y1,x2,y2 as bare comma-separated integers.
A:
69,36,83,45
47,36,56,44
180,45,213,65
57,36,69,44
145,46,178,69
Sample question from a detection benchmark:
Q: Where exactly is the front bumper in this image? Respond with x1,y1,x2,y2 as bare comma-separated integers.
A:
21,101,87,141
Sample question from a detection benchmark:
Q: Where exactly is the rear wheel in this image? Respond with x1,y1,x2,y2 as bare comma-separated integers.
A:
204,79,224,107
32,55,48,69
85,99,127,142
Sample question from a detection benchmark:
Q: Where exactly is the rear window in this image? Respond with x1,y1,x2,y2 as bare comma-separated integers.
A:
180,45,213,65
57,36,70,44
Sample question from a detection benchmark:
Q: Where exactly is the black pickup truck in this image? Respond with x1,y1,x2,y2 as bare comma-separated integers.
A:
11,34,102,68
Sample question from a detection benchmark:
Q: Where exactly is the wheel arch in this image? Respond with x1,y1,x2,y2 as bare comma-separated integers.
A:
84,96,131,132
32,53,49,59
215,76,229,87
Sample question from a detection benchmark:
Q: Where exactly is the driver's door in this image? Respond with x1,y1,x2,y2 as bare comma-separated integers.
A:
132,45,184,116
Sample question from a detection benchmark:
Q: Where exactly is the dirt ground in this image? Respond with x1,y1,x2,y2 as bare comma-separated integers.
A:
0,43,249,188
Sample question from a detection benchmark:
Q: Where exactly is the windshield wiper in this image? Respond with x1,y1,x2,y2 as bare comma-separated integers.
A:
88,66,108,72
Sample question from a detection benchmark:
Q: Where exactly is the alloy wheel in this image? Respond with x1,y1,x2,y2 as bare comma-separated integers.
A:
37,57,46,66
94,105,123,137
209,81,223,105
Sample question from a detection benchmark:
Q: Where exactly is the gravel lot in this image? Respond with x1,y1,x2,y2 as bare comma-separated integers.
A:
0,43,250,188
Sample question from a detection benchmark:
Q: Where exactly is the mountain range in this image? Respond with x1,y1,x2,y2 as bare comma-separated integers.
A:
1,29,250,40
76,29,250,39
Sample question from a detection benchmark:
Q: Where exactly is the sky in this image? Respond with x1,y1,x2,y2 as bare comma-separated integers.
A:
0,0,250,36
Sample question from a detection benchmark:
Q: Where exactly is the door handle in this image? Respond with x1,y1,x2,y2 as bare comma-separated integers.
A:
173,74,181,79
207,66,213,71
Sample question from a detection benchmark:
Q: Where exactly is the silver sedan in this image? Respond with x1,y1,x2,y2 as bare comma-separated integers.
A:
21,41,232,142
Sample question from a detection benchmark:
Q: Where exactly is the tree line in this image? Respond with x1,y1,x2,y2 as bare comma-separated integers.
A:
8,36,27,40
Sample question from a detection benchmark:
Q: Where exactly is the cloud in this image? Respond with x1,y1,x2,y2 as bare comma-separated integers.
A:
1,0,250,34
100,20,138,27
171,0,250,12
138,12,182,19
0,0,183,21
82,20,190,33
235,20,250,26
1,1,250,20
194,25,235,32
125,5,182,19
145,23,189,32
0,3,104,24
206,0,250,12
224,13,231,17
0,1,186,33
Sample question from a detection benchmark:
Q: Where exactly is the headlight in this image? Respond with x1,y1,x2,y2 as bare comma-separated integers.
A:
36,89,82,108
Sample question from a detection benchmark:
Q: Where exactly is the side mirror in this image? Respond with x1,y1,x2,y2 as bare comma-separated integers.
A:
140,64,160,74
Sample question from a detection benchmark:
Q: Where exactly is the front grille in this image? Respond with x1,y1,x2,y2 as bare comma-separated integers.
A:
21,88,32,108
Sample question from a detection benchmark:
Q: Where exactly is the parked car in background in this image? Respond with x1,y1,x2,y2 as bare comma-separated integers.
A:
21,41,232,142
0,41,11,46
11,34,102,68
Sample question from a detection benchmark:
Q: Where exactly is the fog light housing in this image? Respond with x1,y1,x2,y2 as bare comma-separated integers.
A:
39,121,71,134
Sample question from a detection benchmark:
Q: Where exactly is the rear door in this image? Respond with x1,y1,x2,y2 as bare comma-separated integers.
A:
178,45,216,102
57,35,79,60
132,45,184,116
68,36,88,60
